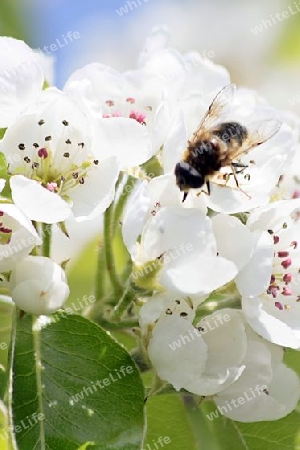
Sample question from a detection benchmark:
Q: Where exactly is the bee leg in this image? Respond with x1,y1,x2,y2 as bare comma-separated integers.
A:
206,180,211,195
230,164,252,199
231,162,248,174
196,181,211,197
182,192,188,202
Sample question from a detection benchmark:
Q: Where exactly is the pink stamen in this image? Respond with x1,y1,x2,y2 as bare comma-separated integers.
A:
282,287,292,296
0,211,3,217
0,226,11,234
270,274,276,284
275,301,283,310
46,182,57,192
282,258,292,269
102,114,110,118
106,100,114,107
278,251,289,258
126,97,136,104
267,286,278,298
283,273,292,284
38,148,48,158
273,235,280,244
291,241,298,249
292,190,300,199
129,110,146,124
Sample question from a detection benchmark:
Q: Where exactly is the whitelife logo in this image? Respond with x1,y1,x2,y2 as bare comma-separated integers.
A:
37,31,80,55
116,0,150,16
251,1,300,35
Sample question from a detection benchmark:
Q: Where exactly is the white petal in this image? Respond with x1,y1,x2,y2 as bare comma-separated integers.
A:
0,37,44,127
138,26,170,66
235,231,273,297
242,297,300,349
10,175,71,224
161,255,238,297
247,199,300,231
212,214,254,270
163,110,188,173
69,157,119,221
187,309,247,395
206,155,286,213
141,207,214,261
122,181,150,258
148,315,207,391
94,117,152,168
215,360,299,422
0,203,41,272
139,294,194,334
10,256,70,315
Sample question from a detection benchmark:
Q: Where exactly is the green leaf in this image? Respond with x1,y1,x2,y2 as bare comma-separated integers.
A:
144,394,198,450
12,314,145,450
201,401,300,450
0,298,13,370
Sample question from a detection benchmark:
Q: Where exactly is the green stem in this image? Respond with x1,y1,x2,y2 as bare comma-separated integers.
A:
95,239,106,301
109,284,136,322
113,175,137,233
42,223,51,257
104,204,122,293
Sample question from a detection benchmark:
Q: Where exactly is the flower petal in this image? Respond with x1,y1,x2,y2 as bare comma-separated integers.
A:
10,175,71,224
94,117,152,168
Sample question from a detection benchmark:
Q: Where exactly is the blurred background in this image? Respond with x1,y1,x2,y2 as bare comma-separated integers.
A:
1,0,300,110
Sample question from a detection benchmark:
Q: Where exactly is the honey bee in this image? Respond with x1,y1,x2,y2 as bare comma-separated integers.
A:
174,84,282,202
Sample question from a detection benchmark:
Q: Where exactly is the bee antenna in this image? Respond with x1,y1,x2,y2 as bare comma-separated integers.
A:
182,192,188,203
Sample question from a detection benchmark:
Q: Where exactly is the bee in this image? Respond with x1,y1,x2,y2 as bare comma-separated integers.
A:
174,84,282,202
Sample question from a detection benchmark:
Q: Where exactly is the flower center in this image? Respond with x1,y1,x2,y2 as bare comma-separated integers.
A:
266,229,299,310
0,211,12,245
103,98,148,125
13,118,99,200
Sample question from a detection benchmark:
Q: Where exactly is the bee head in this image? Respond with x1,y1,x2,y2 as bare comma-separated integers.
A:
174,162,204,195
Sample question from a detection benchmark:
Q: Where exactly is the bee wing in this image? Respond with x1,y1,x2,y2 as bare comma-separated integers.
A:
232,118,282,159
191,84,236,142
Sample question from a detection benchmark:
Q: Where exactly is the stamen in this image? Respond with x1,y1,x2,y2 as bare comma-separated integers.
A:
275,301,283,310
282,259,292,269
282,287,292,296
273,235,280,244
283,273,292,284
126,97,135,104
62,120,69,126
278,251,289,258
46,182,57,192
291,241,298,249
18,143,25,150
38,119,45,126
129,110,147,124
38,148,48,159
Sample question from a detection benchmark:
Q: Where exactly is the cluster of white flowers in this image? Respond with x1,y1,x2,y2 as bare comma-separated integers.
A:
0,27,300,422
120,27,300,422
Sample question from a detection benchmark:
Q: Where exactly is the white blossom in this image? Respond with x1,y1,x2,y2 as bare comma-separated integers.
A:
9,256,69,315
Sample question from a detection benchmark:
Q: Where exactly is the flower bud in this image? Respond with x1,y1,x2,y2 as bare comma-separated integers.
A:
10,256,70,315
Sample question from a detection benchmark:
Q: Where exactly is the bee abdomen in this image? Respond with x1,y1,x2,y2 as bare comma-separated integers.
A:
212,122,247,146
185,140,221,174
